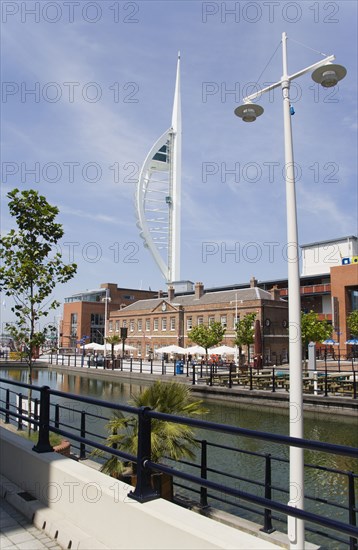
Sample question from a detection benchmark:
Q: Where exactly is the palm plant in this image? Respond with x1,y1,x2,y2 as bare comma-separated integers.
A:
96,380,207,478
105,334,121,364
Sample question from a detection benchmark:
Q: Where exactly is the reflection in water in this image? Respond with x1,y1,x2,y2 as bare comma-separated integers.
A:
1,367,356,549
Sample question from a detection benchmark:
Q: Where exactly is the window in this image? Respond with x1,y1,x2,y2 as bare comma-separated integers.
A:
197,316,204,326
233,314,239,328
162,317,167,331
170,317,175,331
154,318,159,331
109,321,113,332
70,313,78,334
145,319,150,332
130,320,135,332
115,320,120,332
122,320,127,328
208,316,215,325
220,315,227,328
138,319,142,332
186,316,192,331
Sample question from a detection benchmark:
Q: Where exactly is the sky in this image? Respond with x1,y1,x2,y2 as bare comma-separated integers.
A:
1,0,357,328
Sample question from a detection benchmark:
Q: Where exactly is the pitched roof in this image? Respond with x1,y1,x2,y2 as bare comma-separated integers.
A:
117,287,276,313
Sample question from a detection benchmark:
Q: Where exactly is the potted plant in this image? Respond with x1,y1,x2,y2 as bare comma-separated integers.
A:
94,381,207,500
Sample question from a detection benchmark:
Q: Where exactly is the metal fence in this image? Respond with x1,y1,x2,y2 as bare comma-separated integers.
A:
0,377,357,549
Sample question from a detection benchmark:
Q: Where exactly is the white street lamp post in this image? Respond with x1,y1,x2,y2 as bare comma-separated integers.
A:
235,32,346,549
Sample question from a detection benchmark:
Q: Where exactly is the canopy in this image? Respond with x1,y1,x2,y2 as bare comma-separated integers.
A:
208,345,237,355
84,342,104,350
185,345,206,355
322,339,339,345
155,344,186,355
113,343,138,351
346,339,358,345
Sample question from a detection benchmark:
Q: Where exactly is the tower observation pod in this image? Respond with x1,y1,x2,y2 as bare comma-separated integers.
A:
135,54,182,284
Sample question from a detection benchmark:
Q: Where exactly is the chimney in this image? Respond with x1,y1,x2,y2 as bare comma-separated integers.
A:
250,276,258,288
270,285,281,301
168,286,175,301
158,289,163,299
195,282,204,299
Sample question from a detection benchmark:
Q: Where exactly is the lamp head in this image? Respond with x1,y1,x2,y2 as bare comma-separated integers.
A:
311,62,347,88
234,103,264,122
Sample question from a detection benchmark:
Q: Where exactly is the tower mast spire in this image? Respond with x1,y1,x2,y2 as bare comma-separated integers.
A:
169,52,182,283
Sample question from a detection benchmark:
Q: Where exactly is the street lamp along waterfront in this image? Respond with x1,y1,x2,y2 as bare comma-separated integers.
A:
234,32,346,550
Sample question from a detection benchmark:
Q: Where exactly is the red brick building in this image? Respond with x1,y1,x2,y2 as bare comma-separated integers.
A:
60,283,157,348
108,278,289,364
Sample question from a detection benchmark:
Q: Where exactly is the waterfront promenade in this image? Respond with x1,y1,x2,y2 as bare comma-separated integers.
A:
37,355,358,416
0,497,62,550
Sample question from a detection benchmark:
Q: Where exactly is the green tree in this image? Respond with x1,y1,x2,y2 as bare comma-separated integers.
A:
301,310,332,364
188,322,226,359
96,381,207,479
347,310,358,337
105,334,121,363
0,188,77,386
234,312,256,366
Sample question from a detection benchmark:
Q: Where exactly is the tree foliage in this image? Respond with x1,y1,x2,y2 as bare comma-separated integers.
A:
301,311,332,348
234,312,256,364
347,310,358,338
95,381,207,477
188,322,225,355
0,188,77,380
105,334,121,362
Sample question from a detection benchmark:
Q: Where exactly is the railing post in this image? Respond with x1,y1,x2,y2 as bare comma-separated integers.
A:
200,440,208,507
140,358,143,373
129,406,159,503
192,365,196,385
348,471,357,550
150,359,153,374
80,410,86,459
324,363,328,397
55,404,60,429
249,366,253,391
161,360,164,375
17,393,23,431
209,364,213,386
33,386,53,453
229,364,233,388
5,389,10,424
130,358,133,372
353,369,357,400
260,453,274,533
272,367,276,393
33,398,39,432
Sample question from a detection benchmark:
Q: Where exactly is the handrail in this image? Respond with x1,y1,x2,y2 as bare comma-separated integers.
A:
0,377,357,546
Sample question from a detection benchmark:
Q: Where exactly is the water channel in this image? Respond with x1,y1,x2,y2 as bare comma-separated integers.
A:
1,366,357,549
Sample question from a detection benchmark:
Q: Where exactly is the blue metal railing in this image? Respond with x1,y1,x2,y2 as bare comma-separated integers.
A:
0,377,357,549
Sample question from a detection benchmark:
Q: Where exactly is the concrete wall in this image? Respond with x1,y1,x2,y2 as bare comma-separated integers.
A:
0,427,280,550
